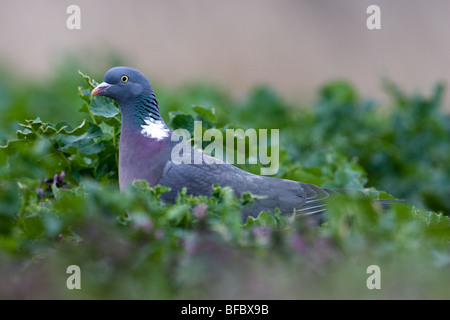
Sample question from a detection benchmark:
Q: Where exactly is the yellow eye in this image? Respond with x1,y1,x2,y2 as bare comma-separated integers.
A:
121,75,129,83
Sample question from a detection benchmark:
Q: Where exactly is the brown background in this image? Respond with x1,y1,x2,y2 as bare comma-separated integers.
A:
1,0,449,107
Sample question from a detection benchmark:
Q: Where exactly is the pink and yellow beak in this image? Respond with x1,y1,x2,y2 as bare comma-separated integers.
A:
91,82,111,96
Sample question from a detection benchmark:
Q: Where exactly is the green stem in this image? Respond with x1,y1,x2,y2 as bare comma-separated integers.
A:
112,125,119,166
89,109,98,125
29,126,41,139
112,125,117,148
87,97,98,125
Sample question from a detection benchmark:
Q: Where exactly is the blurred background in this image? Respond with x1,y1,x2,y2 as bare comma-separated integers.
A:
0,0,450,105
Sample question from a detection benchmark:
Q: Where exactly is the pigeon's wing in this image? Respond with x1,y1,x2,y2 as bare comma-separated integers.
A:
157,148,332,218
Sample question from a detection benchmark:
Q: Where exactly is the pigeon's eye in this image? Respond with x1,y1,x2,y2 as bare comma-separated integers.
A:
121,75,129,83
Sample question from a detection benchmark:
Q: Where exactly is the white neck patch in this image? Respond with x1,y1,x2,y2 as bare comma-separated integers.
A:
140,117,170,140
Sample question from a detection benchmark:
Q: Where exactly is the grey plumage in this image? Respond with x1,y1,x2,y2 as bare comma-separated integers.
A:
158,139,333,219
91,66,382,221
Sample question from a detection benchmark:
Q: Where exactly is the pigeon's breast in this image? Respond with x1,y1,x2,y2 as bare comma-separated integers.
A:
118,129,171,190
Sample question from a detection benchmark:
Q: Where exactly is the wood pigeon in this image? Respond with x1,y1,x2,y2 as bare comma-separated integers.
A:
91,67,389,220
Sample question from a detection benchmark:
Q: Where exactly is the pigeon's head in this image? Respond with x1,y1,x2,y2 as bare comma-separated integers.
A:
91,67,153,105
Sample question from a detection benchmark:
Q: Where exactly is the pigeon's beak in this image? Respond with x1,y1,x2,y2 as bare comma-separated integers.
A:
91,82,111,96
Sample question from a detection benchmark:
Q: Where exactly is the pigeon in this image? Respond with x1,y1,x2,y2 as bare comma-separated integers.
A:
91,67,390,220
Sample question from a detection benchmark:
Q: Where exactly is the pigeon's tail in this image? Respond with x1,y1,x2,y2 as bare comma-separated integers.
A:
294,185,335,217
375,199,406,210
294,186,406,224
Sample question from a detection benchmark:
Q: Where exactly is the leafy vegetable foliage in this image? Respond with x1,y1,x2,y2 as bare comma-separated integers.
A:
0,71,449,299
